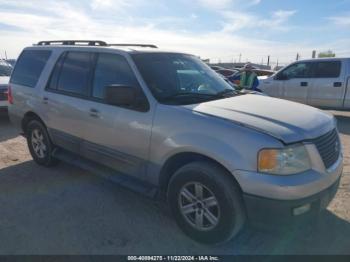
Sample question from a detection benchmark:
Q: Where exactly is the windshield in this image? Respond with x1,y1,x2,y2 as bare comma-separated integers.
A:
0,61,12,76
132,53,235,105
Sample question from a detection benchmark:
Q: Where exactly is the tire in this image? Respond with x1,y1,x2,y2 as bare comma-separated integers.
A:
26,119,58,167
167,161,246,244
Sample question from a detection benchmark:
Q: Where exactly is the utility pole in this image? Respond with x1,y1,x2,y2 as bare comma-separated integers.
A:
296,53,300,61
239,53,242,63
267,55,270,67
4,51,7,60
312,50,316,59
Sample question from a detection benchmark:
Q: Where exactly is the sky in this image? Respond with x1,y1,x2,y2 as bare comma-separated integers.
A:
0,0,349,66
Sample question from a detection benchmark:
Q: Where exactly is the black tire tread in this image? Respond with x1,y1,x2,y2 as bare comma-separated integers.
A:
26,120,58,167
168,161,246,244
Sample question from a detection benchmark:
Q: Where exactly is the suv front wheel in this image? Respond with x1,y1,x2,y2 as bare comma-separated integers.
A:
168,161,246,244
26,120,58,167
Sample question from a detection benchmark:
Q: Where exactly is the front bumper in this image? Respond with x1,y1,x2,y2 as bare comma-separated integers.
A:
233,148,343,200
234,147,343,227
243,176,340,227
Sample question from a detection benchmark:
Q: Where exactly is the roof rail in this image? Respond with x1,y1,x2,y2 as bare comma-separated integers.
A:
36,40,108,46
109,44,158,48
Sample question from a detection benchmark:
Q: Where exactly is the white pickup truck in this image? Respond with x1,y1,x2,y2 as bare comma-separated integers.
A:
260,58,350,109
0,60,12,111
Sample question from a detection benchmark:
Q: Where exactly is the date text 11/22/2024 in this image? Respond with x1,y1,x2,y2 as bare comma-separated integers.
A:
127,256,220,261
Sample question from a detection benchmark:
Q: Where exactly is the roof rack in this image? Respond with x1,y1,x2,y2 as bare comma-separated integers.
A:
109,44,158,48
35,41,158,49
36,40,108,46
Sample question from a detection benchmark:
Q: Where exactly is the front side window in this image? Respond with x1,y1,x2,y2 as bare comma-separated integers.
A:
57,52,93,96
314,61,341,78
92,53,139,99
132,53,235,105
280,62,313,79
10,50,51,87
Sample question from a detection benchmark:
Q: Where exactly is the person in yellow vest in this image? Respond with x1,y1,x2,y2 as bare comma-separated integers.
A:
239,63,261,91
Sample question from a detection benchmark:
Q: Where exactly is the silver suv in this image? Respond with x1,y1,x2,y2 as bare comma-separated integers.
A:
8,40,343,244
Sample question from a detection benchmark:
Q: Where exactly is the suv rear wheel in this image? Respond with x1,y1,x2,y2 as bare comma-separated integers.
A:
26,120,58,167
168,161,245,244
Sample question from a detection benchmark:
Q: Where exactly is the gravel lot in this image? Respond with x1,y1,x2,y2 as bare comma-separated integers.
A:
0,110,349,255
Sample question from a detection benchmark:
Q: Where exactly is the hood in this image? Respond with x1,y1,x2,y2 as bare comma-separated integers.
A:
0,76,10,86
184,95,335,144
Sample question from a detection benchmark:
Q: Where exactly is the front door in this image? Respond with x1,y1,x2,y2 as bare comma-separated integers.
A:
80,53,154,179
279,62,313,104
259,76,284,98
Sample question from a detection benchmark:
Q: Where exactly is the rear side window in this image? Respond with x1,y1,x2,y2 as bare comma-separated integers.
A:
10,50,51,88
56,52,94,96
47,54,65,90
92,53,139,99
313,61,341,78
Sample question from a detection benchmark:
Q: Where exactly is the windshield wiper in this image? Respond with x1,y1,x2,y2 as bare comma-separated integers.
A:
214,89,238,98
161,90,238,104
162,92,216,101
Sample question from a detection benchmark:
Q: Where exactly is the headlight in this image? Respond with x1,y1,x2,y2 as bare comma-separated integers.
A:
258,144,311,175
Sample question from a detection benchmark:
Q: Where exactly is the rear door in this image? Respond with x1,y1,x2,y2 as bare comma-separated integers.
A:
281,62,313,104
43,51,94,153
307,60,345,108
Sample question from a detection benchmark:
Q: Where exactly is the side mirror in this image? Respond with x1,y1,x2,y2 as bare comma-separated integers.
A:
105,84,136,107
105,84,149,111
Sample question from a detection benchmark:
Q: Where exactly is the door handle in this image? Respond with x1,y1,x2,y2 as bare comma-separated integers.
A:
89,108,100,118
300,82,308,87
43,97,49,104
334,82,342,87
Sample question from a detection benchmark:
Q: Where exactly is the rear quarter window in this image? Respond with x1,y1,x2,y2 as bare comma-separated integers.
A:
10,50,51,88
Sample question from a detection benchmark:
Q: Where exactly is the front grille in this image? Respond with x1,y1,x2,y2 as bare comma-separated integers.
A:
311,129,340,169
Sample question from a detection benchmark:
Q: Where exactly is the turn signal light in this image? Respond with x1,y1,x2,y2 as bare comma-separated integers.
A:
258,149,278,171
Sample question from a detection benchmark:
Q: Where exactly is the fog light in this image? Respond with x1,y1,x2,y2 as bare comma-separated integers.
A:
293,203,311,216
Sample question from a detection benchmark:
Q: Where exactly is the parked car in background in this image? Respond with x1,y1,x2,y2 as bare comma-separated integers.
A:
209,65,239,78
6,59,16,67
215,68,239,78
210,65,225,71
0,60,12,112
253,68,274,77
9,41,343,244
221,68,273,86
260,58,350,109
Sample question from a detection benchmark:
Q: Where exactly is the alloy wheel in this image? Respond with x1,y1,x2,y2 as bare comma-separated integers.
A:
178,182,221,231
31,128,47,158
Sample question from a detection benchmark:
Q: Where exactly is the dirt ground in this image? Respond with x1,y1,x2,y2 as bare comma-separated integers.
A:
0,110,349,255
